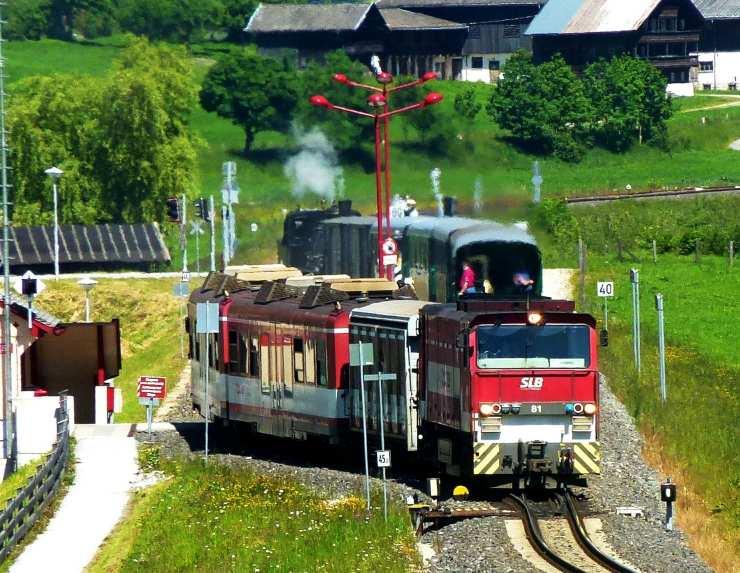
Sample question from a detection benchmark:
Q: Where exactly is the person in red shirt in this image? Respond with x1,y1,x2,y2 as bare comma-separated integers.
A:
458,260,477,296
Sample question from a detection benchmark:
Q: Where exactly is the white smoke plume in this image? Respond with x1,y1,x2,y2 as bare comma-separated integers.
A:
430,167,443,217
284,127,343,203
473,175,484,214
370,54,383,76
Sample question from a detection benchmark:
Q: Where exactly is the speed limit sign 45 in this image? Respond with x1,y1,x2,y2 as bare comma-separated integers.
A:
376,450,391,468
597,281,614,297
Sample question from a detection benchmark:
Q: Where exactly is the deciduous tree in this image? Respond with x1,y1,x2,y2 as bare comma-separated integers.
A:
487,51,592,161
200,50,299,156
7,37,199,225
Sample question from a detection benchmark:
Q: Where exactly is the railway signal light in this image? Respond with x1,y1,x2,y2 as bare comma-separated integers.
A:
193,197,210,221
166,197,181,223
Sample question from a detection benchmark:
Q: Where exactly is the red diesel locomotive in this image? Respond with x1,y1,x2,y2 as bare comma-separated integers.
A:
189,272,602,488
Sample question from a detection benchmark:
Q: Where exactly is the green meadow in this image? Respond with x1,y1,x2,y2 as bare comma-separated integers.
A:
7,38,740,267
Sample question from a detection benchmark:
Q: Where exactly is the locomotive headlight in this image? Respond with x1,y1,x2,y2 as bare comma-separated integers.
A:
527,311,544,325
480,403,494,417
573,402,584,414
492,403,502,415
565,403,574,414
584,403,597,415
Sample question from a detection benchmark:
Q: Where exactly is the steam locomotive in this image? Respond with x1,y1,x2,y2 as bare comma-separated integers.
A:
188,268,602,488
279,200,543,303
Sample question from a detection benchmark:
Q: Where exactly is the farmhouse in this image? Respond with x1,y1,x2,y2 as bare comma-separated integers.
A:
245,1,543,82
693,0,740,89
526,0,705,95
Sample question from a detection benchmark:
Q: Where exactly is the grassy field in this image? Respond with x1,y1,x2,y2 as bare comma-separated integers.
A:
6,39,740,267
36,278,187,422
582,254,738,571
90,446,418,572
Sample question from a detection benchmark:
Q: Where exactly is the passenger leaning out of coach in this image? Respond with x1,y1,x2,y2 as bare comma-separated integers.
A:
513,269,535,295
458,260,477,296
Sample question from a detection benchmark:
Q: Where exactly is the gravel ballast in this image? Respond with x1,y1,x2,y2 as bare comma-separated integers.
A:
146,369,711,572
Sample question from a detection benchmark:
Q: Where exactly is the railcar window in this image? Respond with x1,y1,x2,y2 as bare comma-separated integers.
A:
282,337,294,394
238,334,247,374
249,337,259,377
305,339,316,384
294,338,305,382
209,334,219,368
476,324,590,369
260,338,270,393
316,338,328,387
228,330,239,373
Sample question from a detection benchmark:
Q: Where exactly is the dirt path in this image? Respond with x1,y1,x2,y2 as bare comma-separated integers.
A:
679,94,740,113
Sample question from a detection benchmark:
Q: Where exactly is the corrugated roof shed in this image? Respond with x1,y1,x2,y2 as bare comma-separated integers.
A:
9,223,170,267
376,0,544,7
526,0,663,35
692,0,740,18
246,3,373,33
380,8,467,29
0,294,61,328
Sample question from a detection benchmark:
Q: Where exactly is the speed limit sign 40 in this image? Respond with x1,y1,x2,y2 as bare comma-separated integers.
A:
597,281,614,297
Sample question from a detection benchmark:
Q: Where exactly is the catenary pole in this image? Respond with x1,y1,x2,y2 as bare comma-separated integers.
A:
209,195,216,272
0,4,13,465
181,194,188,274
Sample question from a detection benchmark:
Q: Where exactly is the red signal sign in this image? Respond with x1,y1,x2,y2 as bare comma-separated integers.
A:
137,376,166,399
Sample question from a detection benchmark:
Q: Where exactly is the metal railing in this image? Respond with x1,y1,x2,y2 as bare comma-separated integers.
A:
0,394,70,563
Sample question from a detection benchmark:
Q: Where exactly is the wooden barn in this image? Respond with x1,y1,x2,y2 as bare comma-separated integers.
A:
245,1,544,82
526,0,705,94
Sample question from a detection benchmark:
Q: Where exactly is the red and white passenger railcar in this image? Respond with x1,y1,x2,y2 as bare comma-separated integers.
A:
188,276,380,443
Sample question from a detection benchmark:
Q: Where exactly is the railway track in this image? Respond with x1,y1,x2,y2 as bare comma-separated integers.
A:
507,491,637,573
564,184,740,205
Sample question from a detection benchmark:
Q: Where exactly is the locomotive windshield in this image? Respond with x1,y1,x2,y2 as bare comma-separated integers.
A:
476,324,590,369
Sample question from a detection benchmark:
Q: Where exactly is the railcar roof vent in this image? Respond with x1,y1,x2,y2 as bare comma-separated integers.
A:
254,281,303,304
299,285,349,309
201,272,251,296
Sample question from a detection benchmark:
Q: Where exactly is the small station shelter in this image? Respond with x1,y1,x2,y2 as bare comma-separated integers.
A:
0,294,121,473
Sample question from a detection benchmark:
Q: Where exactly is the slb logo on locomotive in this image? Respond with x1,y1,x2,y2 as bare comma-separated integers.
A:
520,376,544,390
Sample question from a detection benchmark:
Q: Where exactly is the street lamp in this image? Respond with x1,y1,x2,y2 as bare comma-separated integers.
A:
310,71,442,278
77,276,97,322
44,166,63,278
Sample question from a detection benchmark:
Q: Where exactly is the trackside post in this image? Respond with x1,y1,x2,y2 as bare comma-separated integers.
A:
367,371,397,522
197,301,219,463
350,342,374,511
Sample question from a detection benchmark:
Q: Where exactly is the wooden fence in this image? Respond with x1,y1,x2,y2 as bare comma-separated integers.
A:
0,395,70,563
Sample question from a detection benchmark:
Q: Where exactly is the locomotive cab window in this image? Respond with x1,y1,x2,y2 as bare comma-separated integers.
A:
476,324,590,369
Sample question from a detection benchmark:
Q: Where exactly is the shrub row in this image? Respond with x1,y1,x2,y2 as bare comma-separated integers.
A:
535,196,740,256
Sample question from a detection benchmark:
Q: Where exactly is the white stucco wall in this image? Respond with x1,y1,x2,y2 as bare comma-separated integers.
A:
696,51,740,89
667,82,695,97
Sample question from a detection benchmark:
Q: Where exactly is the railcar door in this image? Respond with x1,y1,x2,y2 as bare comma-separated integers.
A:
271,325,285,436
404,332,420,452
